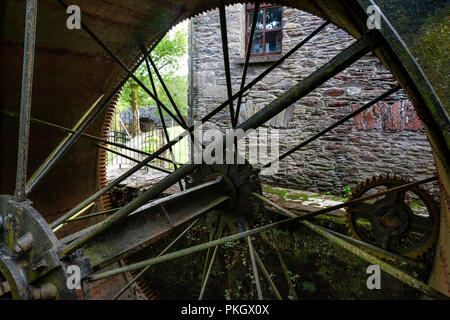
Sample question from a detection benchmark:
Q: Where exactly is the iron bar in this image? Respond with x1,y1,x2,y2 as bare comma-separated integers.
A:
97,144,172,174
45,20,331,227
265,205,427,269
201,215,222,285
310,221,427,269
300,219,448,300
146,52,205,155
82,177,227,269
199,21,330,127
234,1,260,128
25,4,177,195
201,242,214,286
252,192,293,217
269,229,298,299
59,31,381,257
52,202,95,232
15,0,38,202
261,202,448,300
61,208,119,224
58,171,222,258
26,94,104,190
252,244,282,300
219,0,236,125
256,176,438,222
263,85,402,168
147,56,188,128
0,109,175,166
199,244,220,300
247,236,263,300
143,51,184,190
88,217,298,282
113,218,200,300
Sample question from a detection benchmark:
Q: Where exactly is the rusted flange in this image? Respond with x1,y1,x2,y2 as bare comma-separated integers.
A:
0,195,77,300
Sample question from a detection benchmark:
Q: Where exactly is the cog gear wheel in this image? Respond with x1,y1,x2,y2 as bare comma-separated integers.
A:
345,175,440,259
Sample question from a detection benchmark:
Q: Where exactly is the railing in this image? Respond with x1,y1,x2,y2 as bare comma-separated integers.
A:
106,111,189,171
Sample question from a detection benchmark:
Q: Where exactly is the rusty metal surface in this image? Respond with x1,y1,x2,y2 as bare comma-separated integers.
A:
82,179,229,269
0,0,448,298
0,195,76,299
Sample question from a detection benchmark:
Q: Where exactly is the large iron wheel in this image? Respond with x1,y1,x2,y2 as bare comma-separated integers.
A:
0,0,448,300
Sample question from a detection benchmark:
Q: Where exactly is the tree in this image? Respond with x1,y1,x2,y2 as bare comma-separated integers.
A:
117,27,188,136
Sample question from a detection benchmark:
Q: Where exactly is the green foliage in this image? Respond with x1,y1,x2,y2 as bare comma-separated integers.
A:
341,185,352,200
117,27,188,115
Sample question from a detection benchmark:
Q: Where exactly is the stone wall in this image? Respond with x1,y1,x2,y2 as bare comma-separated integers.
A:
189,5,437,194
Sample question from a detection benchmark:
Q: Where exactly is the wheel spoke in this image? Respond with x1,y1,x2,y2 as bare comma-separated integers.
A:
247,236,263,300
61,177,227,263
55,0,185,129
50,132,190,229
263,176,438,222
262,201,447,300
263,85,401,168
144,52,184,190
379,234,390,249
312,222,426,269
52,202,95,233
112,218,200,300
0,108,176,166
269,229,297,299
201,215,222,285
199,20,330,127
260,206,296,299
351,202,376,219
87,216,298,282
15,0,38,202
60,208,119,224
97,144,173,174
26,95,105,195
252,246,282,300
199,244,220,300
384,189,406,205
252,192,294,217
219,0,236,125
234,1,260,128
146,55,188,128
410,215,434,233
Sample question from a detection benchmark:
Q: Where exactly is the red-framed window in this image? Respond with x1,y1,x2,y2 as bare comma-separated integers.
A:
245,3,283,55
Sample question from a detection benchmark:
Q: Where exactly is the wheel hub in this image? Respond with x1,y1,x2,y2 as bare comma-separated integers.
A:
0,195,76,300
186,164,262,233
376,205,408,235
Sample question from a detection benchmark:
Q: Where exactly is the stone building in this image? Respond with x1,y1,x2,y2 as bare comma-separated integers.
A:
188,4,437,193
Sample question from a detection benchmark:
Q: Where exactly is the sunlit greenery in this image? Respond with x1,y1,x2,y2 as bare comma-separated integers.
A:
117,27,189,116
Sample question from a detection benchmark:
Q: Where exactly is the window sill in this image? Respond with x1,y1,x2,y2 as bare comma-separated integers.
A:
232,54,283,65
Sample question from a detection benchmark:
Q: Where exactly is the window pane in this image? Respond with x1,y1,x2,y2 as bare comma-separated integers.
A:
265,7,282,30
248,9,264,31
251,33,264,53
265,31,282,52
